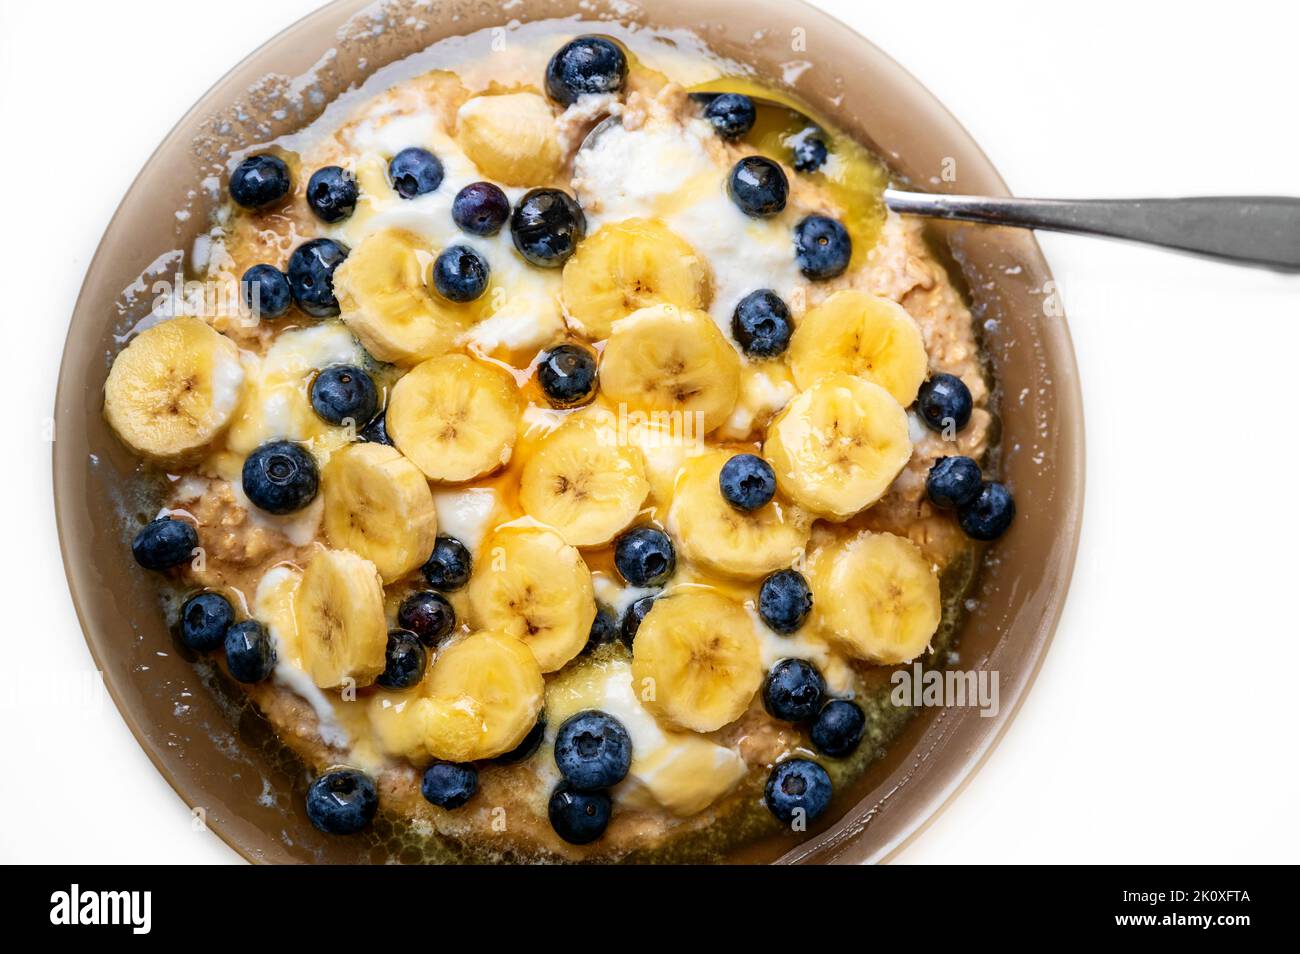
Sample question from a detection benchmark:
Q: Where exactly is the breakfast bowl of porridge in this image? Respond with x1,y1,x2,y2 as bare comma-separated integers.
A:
53,0,1083,864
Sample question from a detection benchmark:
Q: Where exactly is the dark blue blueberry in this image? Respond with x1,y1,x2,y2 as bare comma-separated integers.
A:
763,657,826,722
547,782,612,845
452,181,510,236
719,453,776,512
545,36,627,105
703,93,756,140
223,619,276,683
306,768,378,835
585,606,618,653
917,373,973,433
614,527,675,587
422,535,472,591
511,189,586,267
790,128,829,173
794,215,851,280
359,409,392,445
727,156,788,218
554,710,632,790
764,758,832,824
421,762,478,809
242,440,319,515
376,629,427,690
229,154,290,209
926,456,982,509
287,238,349,318
758,569,812,634
179,591,234,652
397,591,456,648
306,165,358,223
388,147,443,199
957,481,1015,541
310,364,378,427
620,596,655,649
493,717,547,765
131,517,197,571
241,264,292,319
432,244,490,302
732,289,793,358
537,344,597,407
810,699,866,758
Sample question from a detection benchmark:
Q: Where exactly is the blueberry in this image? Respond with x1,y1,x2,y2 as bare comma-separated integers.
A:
287,238,349,318
359,409,392,446
620,596,655,648
306,768,378,835
131,517,197,571
732,289,793,358
511,188,586,267
554,710,632,790
537,344,597,407
719,453,776,512
388,147,443,199
790,127,829,173
794,215,851,280
376,629,427,690
422,535,472,591
810,699,866,758
545,36,627,105
926,456,982,509
179,591,234,652
305,165,358,223
241,264,291,319
703,93,756,140
452,181,510,236
614,526,675,587
421,761,478,809
229,154,290,209
310,365,378,427
432,245,490,302
957,481,1015,541
917,373,973,433
763,657,826,722
397,591,456,648
223,619,276,683
758,569,812,634
493,717,547,765
727,155,788,218
242,441,319,515
585,606,618,653
764,758,832,824
547,782,612,845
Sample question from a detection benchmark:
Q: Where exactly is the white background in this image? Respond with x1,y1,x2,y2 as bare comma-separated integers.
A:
2,0,1297,864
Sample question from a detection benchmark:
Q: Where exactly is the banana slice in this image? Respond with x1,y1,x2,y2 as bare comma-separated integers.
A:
631,589,762,732
808,530,940,664
387,354,522,482
322,443,438,583
789,290,929,405
334,229,475,366
103,316,244,467
293,547,388,688
667,451,811,580
561,219,712,341
518,417,649,547
456,91,563,186
467,525,595,672
763,373,911,520
599,304,741,435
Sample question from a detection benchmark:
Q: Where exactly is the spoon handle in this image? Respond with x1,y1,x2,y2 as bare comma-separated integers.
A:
884,190,1300,272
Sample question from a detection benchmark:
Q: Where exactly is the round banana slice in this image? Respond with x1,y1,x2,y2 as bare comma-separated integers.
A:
808,530,940,664
387,353,522,482
322,443,438,583
667,451,811,580
456,91,563,187
763,373,911,520
467,525,596,672
293,547,388,688
631,589,762,732
789,290,929,405
561,219,713,340
103,316,245,467
599,304,741,435
518,417,649,548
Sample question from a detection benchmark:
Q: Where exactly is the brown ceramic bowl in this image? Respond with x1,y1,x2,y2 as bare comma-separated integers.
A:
53,0,1084,864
